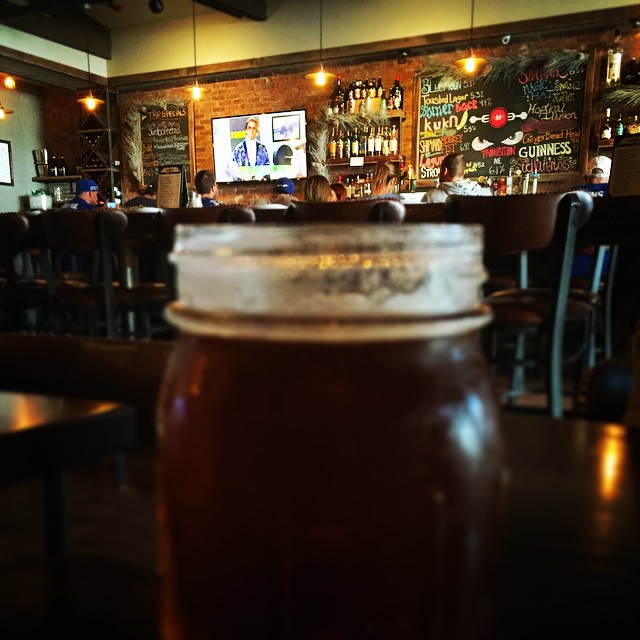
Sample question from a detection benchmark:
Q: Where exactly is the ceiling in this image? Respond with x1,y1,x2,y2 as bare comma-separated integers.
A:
0,0,268,58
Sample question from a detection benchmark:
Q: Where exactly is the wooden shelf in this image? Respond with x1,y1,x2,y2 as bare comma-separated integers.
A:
327,155,401,167
32,175,81,183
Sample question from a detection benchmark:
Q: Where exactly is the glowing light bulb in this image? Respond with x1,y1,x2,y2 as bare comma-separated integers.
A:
4,75,16,90
86,96,97,111
191,84,202,100
0,109,5,119
316,69,327,86
464,56,476,74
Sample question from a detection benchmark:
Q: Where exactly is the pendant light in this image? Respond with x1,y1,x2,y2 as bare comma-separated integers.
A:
186,0,206,100
306,0,335,87
455,0,487,75
0,102,14,119
77,22,105,111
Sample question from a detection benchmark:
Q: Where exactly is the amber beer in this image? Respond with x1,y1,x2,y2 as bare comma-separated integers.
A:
158,225,504,639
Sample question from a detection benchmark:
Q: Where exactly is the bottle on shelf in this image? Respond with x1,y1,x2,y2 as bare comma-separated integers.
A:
622,58,638,86
615,112,625,137
359,128,367,157
367,126,375,156
606,35,623,87
376,77,384,99
328,128,337,159
600,108,612,140
351,128,360,157
347,84,356,114
344,129,351,158
380,89,387,111
389,124,398,156
628,114,640,135
506,169,513,196
49,156,58,177
336,128,345,159
382,126,390,156
368,78,376,99
331,76,345,115
374,127,382,155
390,76,404,110
354,79,362,100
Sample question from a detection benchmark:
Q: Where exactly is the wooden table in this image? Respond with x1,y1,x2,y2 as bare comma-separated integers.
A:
498,410,640,638
0,390,136,558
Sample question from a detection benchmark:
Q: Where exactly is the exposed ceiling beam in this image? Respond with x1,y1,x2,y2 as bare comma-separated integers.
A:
196,0,267,21
0,8,111,58
0,0,113,21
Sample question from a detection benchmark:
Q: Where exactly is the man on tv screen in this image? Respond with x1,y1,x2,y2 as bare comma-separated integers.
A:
233,117,270,167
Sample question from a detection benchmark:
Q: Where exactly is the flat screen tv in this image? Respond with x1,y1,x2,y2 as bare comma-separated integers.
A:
211,109,308,183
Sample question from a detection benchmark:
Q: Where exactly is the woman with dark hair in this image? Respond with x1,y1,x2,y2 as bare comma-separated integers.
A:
330,182,348,202
304,175,337,202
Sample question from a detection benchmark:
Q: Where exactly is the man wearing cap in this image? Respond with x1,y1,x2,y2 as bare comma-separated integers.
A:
580,156,611,197
271,177,298,205
61,178,99,210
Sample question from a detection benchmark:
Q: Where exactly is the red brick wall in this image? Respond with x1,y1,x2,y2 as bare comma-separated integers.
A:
50,28,640,203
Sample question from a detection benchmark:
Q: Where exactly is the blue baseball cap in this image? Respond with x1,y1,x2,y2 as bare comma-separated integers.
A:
272,177,294,195
76,178,98,194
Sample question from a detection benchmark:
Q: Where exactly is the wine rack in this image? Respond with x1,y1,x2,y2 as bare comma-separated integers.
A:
78,89,120,202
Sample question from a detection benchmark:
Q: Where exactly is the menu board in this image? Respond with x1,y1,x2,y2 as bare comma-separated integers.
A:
140,103,190,187
417,61,586,181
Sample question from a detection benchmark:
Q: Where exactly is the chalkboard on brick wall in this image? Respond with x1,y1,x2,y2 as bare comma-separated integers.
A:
140,103,190,187
416,61,586,181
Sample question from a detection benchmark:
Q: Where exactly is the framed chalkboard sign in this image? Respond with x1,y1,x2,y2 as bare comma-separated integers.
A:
140,103,190,187
416,58,587,183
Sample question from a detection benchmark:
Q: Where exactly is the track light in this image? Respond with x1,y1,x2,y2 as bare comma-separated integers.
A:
149,0,164,13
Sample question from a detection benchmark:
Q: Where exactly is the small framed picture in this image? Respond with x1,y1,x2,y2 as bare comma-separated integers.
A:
0,140,13,186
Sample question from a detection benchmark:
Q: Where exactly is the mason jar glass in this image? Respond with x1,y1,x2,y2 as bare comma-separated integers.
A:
157,224,504,640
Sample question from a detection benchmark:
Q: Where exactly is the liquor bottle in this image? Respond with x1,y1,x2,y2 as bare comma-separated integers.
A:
345,177,352,199
390,76,404,110
376,77,384,98
506,169,513,196
606,40,623,87
332,76,345,115
615,113,625,137
628,114,640,135
328,128,337,159
367,126,375,156
380,89,387,111
600,108,612,140
337,129,344,159
351,128,360,157
622,58,637,86
359,128,367,157
382,127,390,156
347,85,356,114
369,78,376,99
389,124,398,156
49,156,58,177
354,79,362,100
374,127,382,155
59,156,68,177
344,129,351,158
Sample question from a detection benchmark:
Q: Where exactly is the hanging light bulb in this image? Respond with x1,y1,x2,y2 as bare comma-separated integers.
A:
186,1,206,100
306,0,335,86
0,101,14,118
455,0,488,75
3,75,16,90
77,22,105,110
78,91,103,111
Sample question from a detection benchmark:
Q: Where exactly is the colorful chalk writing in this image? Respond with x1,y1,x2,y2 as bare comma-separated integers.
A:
416,61,586,180
140,103,190,186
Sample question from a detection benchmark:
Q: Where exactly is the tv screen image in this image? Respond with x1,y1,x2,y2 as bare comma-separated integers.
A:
212,109,308,184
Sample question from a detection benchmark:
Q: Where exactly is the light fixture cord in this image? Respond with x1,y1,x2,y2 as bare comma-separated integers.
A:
85,21,92,84
319,0,323,61
469,0,475,52
192,0,197,80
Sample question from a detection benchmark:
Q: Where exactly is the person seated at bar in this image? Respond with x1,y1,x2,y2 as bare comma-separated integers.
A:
271,177,298,205
60,177,99,210
370,160,401,199
330,182,348,202
579,155,610,197
427,152,491,203
124,180,157,208
195,169,222,207
304,175,337,202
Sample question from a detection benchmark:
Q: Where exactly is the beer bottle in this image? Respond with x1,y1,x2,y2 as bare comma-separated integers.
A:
599,108,612,140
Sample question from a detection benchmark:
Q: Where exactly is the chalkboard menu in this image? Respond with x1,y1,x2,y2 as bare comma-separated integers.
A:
140,103,190,186
417,61,586,181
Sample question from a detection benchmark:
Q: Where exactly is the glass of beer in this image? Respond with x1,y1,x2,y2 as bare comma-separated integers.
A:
158,224,505,640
